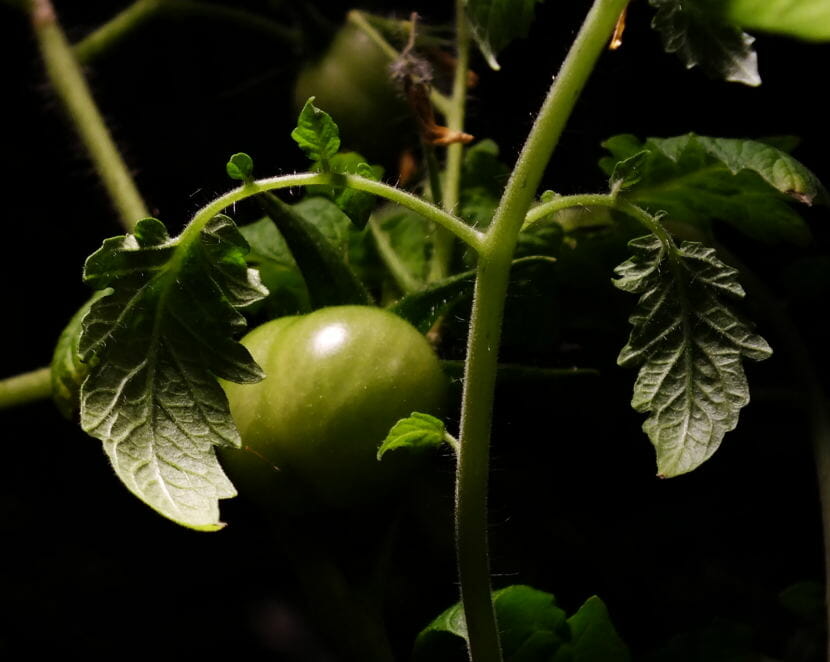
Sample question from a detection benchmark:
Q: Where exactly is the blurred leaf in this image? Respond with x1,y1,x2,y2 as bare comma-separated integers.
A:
391,256,554,333
568,596,630,662
601,133,825,245
372,207,433,289
648,0,760,86
460,139,510,228
238,217,310,318
79,216,268,530
464,0,545,70
257,192,372,308
415,586,628,662
614,234,772,477
722,0,830,41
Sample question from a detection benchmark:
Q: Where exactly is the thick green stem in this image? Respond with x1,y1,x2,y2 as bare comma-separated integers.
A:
74,0,301,64
30,0,149,230
0,367,52,409
454,2,628,661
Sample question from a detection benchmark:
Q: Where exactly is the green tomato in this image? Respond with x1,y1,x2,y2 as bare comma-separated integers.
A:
222,306,447,507
293,22,410,162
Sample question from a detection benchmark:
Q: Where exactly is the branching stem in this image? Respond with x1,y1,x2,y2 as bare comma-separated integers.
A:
454,2,629,661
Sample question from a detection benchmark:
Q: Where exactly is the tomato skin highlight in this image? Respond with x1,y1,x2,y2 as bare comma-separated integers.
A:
222,306,447,506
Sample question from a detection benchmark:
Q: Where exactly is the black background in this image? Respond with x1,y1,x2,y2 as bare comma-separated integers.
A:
1,1,829,659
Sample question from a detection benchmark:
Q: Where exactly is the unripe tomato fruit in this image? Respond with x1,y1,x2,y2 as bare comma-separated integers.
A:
293,22,411,162
221,306,447,507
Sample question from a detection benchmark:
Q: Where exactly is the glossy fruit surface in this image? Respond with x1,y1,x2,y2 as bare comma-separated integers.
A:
222,306,447,505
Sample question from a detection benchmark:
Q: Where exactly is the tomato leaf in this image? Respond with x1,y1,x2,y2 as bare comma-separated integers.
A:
601,133,826,245
79,216,268,531
257,192,372,308
459,139,510,228
568,596,631,662
391,256,554,333
377,412,450,460
415,585,629,662
371,206,434,290
226,152,254,181
238,217,311,318
464,0,544,70
614,234,772,477
720,0,830,41
648,0,761,86
291,97,341,167
309,152,385,228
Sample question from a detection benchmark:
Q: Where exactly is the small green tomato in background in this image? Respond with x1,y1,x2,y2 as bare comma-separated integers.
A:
293,22,411,163
222,306,447,508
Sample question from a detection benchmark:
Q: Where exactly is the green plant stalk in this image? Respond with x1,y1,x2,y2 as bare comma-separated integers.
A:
454,2,629,661
0,367,52,409
429,0,471,283
74,0,301,64
30,0,148,230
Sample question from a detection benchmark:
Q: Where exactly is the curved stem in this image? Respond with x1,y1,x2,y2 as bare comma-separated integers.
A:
0,367,52,409
524,193,672,243
454,3,629,661
30,0,149,230
187,172,484,252
74,0,302,64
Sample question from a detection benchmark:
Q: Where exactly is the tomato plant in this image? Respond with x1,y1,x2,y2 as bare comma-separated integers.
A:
221,306,447,505
2,0,830,661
